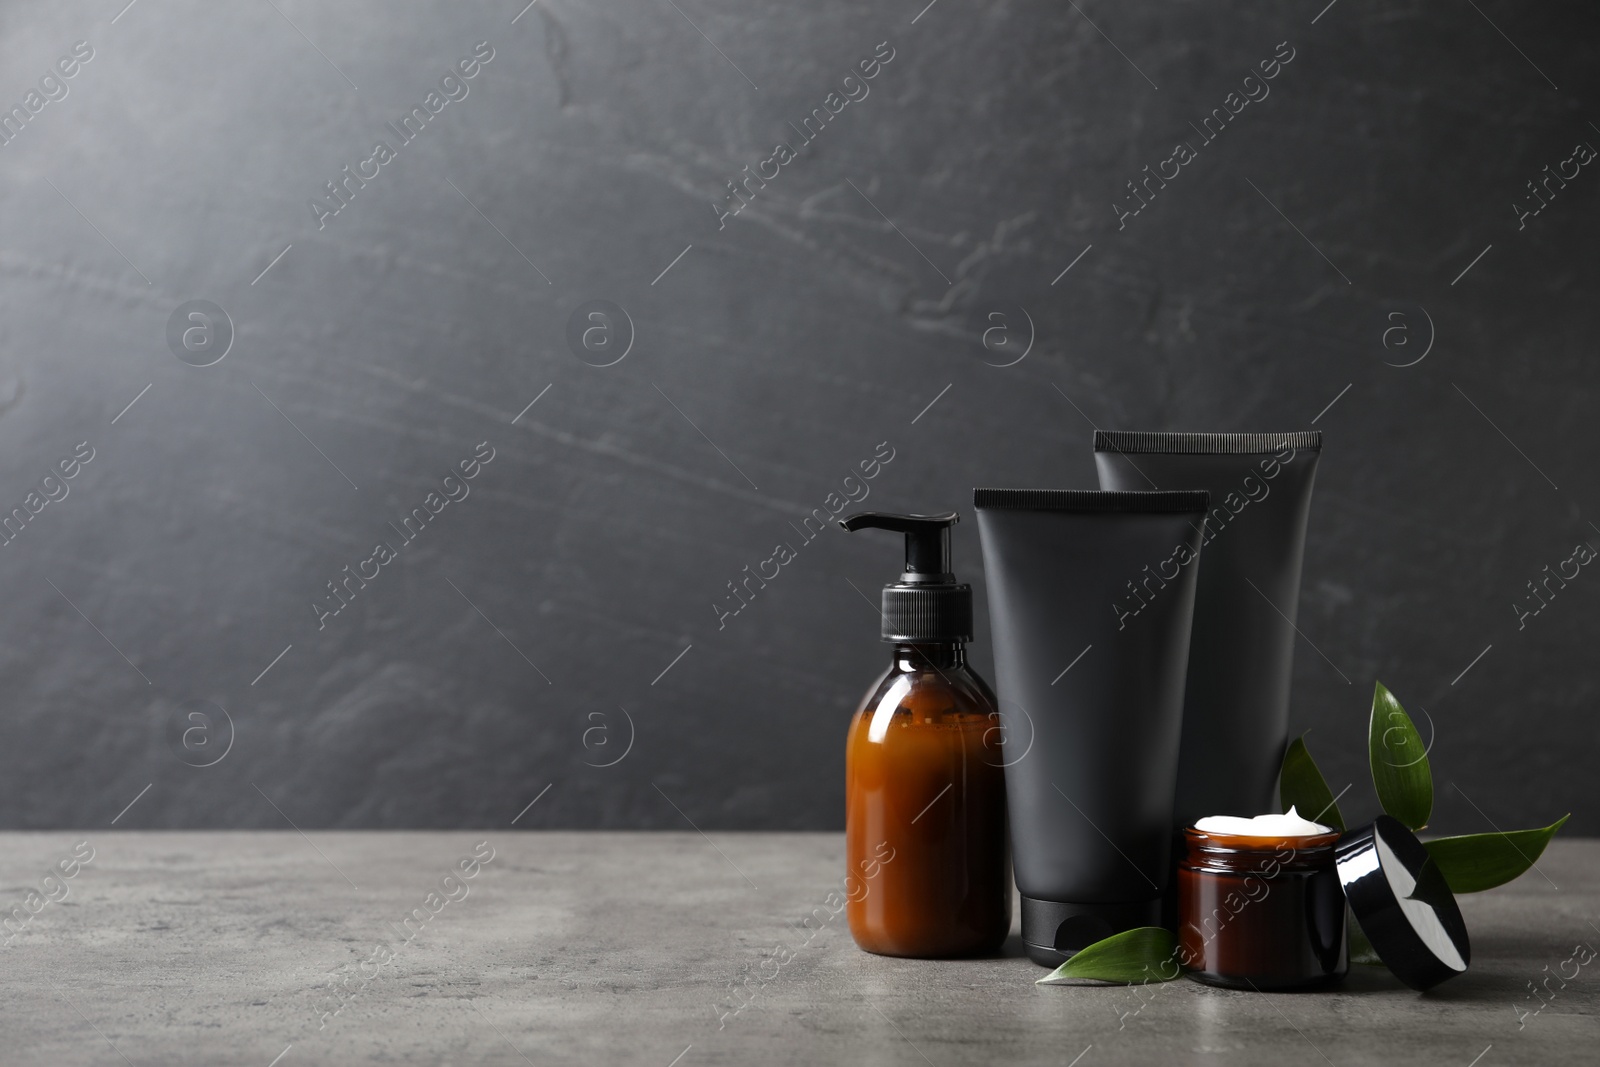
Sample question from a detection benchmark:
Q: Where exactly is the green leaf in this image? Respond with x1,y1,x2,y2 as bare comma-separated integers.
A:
1036,927,1181,986
1368,682,1433,830
1425,814,1570,893
1279,735,1345,831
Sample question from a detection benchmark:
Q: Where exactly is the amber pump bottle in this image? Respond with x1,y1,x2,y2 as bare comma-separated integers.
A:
839,511,1010,958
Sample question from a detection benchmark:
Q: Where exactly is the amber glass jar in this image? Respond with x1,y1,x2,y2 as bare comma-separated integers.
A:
846,643,1010,957
1177,826,1347,990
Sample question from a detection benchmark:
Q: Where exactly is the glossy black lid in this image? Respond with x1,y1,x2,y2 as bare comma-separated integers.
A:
1335,816,1471,991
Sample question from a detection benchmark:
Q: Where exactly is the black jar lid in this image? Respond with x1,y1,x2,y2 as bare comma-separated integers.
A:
1334,816,1471,991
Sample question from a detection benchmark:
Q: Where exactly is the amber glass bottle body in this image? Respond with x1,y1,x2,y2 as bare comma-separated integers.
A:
1177,828,1348,990
845,643,1010,957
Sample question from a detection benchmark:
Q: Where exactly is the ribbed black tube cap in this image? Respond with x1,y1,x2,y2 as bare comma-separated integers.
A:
881,583,973,643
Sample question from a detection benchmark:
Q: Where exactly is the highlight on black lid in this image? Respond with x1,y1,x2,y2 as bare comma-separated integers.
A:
972,488,1210,514
1094,430,1322,455
1335,816,1471,992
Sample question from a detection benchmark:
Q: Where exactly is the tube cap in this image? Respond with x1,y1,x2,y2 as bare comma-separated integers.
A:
1335,816,1471,991
1021,896,1164,968
839,511,973,643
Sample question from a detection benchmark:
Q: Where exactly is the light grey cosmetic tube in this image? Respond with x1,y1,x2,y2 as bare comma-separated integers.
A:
974,488,1209,967
1094,431,1323,829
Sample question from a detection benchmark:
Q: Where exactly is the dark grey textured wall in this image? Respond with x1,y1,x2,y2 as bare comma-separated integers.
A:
1,0,1595,834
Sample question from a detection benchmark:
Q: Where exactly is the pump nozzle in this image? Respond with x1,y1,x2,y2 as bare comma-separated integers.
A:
837,511,958,584
840,511,971,643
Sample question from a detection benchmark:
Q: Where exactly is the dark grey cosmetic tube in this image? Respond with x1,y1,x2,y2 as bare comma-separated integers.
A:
973,489,1209,967
1093,431,1323,829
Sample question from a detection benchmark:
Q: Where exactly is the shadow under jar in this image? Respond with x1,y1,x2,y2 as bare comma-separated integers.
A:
1177,826,1348,990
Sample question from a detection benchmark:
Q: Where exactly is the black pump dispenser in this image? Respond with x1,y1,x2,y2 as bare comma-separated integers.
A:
839,511,973,644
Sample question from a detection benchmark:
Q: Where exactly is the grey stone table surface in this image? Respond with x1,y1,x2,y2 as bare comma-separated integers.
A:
3,832,1596,1066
